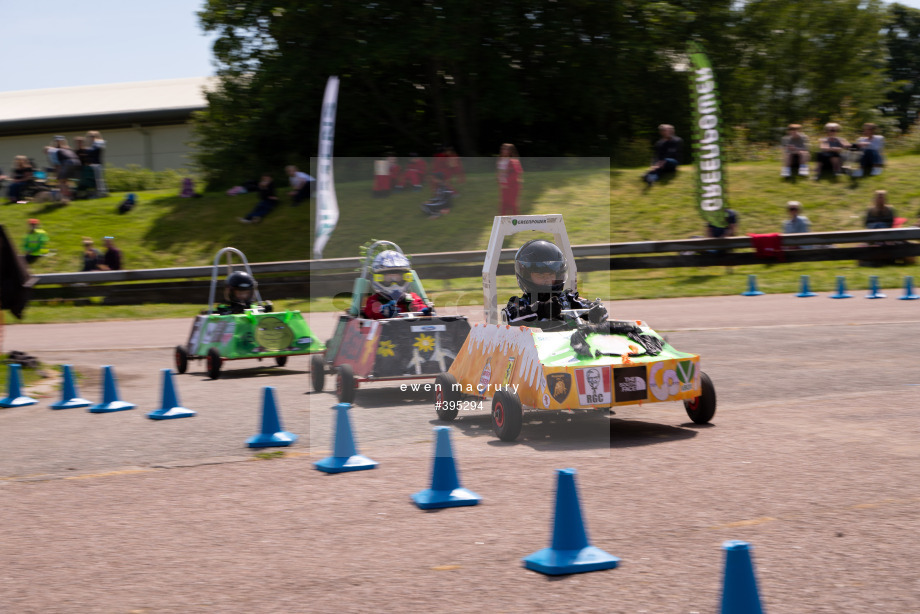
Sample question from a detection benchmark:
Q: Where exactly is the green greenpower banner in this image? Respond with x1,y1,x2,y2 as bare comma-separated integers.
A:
687,42,728,229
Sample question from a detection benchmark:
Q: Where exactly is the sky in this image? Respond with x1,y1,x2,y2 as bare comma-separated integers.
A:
2,0,217,92
4,0,920,93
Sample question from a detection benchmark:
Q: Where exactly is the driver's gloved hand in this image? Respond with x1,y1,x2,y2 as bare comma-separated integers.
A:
381,300,398,318
587,303,607,323
535,295,562,319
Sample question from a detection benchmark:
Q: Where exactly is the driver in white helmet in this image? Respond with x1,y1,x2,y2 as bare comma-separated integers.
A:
363,250,433,319
503,239,606,324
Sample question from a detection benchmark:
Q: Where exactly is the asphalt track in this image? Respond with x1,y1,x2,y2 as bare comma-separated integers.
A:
2,293,919,613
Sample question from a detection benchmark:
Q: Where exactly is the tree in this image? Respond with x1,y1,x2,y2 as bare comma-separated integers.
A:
883,3,920,132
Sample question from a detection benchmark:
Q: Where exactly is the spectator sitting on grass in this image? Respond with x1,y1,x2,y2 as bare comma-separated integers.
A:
6,156,33,204
642,124,682,186
783,201,811,234
23,219,49,264
81,238,103,271
286,165,314,206
419,172,454,219
781,124,810,179
103,236,122,271
865,189,895,229
812,123,849,179
238,173,278,224
855,123,885,178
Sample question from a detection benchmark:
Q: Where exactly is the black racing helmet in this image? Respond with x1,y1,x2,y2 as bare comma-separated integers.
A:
514,239,567,296
225,270,256,304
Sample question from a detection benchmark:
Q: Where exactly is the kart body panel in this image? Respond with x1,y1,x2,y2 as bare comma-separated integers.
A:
447,322,701,410
187,309,325,359
324,314,470,381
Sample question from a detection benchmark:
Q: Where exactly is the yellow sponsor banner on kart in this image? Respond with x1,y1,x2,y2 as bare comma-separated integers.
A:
448,323,702,410
642,357,701,404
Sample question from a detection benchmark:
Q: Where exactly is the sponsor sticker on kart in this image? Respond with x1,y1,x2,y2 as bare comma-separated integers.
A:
676,360,696,392
410,324,446,332
574,367,612,405
296,337,313,345
613,365,648,403
546,373,572,404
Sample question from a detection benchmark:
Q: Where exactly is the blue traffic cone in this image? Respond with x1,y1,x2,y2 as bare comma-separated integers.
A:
0,363,38,408
522,468,620,575
89,366,136,413
865,275,886,299
741,274,764,296
829,275,852,299
720,540,765,614
795,274,817,297
899,275,920,300
50,365,90,409
246,386,297,447
147,369,196,420
411,426,480,509
315,402,377,473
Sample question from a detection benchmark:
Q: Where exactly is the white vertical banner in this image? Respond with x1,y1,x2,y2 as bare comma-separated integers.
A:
314,76,340,259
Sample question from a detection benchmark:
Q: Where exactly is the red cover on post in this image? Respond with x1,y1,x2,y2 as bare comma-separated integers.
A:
748,233,784,261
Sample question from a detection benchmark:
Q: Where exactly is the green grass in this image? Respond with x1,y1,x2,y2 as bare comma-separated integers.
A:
8,156,920,323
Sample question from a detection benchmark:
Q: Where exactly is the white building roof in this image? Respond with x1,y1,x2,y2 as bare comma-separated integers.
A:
0,77,215,125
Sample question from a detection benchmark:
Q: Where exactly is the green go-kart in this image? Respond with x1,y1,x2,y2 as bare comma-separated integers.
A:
174,247,325,380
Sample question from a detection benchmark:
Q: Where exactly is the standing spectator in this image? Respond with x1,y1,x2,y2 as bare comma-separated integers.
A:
81,238,103,271
642,124,683,186
782,201,811,234
865,190,895,229
855,123,885,178
102,236,122,271
73,137,96,198
813,123,850,179
51,136,81,203
86,131,108,196
497,143,523,216
6,156,34,203
22,219,50,264
238,173,278,223
781,124,810,179
285,165,314,206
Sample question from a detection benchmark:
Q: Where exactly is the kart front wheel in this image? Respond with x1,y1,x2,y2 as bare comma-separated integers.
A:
274,355,288,367
311,354,326,392
336,364,356,404
206,348,222,380
684,372,716,424
434,372,460,421
492,390,523,442
175,345,188,374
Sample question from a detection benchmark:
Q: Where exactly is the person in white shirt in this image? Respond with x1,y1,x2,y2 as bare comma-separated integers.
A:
855,123,885,178
285,165,314,206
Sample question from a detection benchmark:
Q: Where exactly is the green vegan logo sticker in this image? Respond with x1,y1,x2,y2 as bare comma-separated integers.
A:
676,360,695,384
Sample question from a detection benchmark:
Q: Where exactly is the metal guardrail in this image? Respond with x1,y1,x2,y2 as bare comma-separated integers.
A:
29,228,920,303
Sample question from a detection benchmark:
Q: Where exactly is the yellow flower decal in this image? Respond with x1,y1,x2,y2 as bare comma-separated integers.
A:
377,340,395,357
413,333,435,353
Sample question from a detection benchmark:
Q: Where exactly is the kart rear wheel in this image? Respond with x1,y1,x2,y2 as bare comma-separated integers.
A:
274,355,288,367
206,348,222,380
684,372,716,424
434,372,460,421
311,354,326,392
336,364,356,404
492,390,523,442
175,345,188,374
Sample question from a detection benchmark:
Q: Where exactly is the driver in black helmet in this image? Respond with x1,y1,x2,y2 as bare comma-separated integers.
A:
218,270,257,314
503,239,607,324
